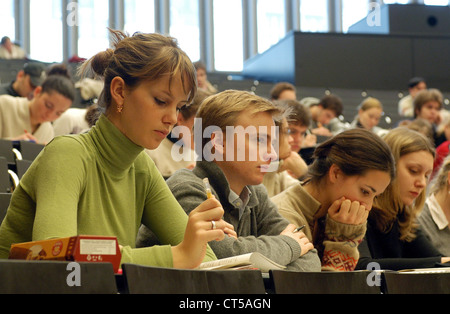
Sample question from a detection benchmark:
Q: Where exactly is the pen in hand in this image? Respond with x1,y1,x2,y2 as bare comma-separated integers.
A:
203,177,237,239
293,225,305,233
203,177,213,199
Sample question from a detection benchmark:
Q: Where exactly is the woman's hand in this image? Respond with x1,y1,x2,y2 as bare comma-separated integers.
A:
281,224,314,256
311,126,332,137
171,197,235,269
328,197,369,225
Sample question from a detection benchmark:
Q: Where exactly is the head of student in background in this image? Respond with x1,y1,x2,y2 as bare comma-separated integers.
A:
80,29,197,150
176,89,212,148
195,90,280,188
270,82,297,101
311,94,343,126
193,61,213,92
429,154,450,199
372,127,435,241
14,62,47,99
408,77,427,98
357,97,384,131
274,99,311,153
29,69,75,125
271,101,294,161
413,88,443,125
306,128,395,212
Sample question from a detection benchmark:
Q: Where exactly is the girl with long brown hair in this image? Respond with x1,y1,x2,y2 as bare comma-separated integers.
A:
356,127,450,270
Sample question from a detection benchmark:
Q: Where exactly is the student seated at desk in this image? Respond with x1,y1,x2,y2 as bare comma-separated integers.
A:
356,127,450,271
303,94,347,140
138,90,321,272
418,155,450,256
272,128,395,271
146,89,212,178
0,69,75,144
0,30,235,269
262,101,308,197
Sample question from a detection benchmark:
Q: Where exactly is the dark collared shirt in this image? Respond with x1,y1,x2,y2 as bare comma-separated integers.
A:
0,81,20,97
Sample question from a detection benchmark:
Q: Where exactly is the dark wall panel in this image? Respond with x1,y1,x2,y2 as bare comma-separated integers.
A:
413,37,450,90
293,33,414,90
242,31,449,92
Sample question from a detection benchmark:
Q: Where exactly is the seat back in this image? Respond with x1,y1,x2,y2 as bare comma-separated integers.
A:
121,264,266,294
0,192,12,223
0,157,12,193
15,159,33,179
19,141,45,161
382,270,450,294
268,270,381,294
0,139,15,163
0,260,118,294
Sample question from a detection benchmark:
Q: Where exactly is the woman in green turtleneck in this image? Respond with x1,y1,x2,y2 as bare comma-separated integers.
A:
0,30,235,269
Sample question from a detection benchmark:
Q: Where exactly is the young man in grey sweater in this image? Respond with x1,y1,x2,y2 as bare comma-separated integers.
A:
137,90,321,271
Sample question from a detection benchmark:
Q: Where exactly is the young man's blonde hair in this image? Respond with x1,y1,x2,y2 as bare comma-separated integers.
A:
195,89,280,152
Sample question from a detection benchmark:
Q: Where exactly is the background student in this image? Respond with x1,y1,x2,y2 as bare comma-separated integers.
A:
304,94,347,140
0,30,233,269
356,127,450,271
413,88,445,147
418,155,450,256
398,77,427,118
0,68,75,144
262,100,308,197
272,128,395,271
0,62,47,99
349,97,388,137
138,89,321,272
146,89,212,178
270,82,297,101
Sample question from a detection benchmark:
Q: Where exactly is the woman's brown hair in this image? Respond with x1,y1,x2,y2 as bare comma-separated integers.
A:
79,29,197,112
307,128,396,185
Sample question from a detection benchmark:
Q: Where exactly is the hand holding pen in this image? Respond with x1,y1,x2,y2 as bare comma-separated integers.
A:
281,224,314,256
203,178,237,239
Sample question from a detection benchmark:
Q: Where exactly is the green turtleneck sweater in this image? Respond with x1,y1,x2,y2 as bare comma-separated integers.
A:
0,115,216,266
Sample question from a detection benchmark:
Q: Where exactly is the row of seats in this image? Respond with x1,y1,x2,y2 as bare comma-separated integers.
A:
0,140,43,223
0,139,43,194
0,259,448,294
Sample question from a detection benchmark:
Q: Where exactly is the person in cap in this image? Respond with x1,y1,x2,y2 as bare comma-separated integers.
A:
0,62,47,99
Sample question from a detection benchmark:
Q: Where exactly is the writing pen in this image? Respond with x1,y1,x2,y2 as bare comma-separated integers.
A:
293,225,305,233
203,177,213,199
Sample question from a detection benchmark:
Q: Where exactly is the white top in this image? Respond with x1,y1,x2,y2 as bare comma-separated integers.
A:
0,95,54,144
0,45,26,59
52,108,89,136
425,194,449,230
145,137,196,178
398,95,414,117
